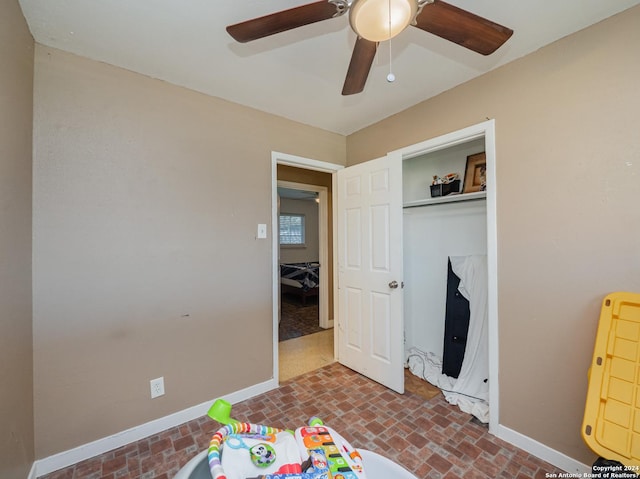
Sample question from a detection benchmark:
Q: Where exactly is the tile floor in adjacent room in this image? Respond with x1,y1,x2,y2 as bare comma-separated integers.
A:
40,362,565,479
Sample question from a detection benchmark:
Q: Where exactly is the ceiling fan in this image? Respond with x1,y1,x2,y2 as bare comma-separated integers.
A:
226,0,513,95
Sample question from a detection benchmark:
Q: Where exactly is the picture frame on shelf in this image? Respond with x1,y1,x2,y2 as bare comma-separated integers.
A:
463,152,487,193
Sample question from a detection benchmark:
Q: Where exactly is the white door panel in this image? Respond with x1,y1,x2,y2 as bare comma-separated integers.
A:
337,155,404,393
345,287,363,351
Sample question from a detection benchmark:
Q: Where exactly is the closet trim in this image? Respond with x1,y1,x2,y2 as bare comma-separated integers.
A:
388,119,499,433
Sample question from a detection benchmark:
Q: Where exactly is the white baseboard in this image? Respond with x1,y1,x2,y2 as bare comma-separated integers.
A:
495,424,591,475
27,461,37,479
32,378,278,478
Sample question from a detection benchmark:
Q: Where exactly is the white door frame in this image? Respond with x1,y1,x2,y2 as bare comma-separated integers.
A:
271,152,343,385
277,180,330,329
388,119,500,433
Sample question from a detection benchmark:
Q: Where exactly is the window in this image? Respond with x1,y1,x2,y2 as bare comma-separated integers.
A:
279,213,305,245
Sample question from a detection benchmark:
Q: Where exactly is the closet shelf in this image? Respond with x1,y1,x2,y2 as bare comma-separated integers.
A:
403,191,487,208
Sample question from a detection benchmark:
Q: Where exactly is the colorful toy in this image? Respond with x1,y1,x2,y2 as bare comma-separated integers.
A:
225,434,278,468
206,400,367,479
295,425,363,479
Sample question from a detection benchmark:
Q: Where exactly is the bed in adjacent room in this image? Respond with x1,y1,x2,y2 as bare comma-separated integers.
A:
279,262,320,305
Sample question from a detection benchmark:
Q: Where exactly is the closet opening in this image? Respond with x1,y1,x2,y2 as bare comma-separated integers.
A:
396,123,497,430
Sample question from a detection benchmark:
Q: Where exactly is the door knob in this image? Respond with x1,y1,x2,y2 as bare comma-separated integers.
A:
389,280,399,289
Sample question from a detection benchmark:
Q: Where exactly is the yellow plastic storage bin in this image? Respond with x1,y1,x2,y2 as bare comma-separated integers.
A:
583,292,640,469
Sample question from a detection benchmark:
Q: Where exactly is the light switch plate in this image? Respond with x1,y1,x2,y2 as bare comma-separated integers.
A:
257,224,267,239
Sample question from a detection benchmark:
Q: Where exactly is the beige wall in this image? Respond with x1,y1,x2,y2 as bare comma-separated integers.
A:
347,5,640,464
0,1,35,477
32,45,346,458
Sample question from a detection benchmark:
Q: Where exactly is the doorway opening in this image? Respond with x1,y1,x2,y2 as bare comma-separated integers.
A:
278,185,323,342
271,154,343,383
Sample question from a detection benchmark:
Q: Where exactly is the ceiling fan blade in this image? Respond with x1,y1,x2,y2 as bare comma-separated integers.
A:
414,0,513,55
342,38,378,96
227,1,340,43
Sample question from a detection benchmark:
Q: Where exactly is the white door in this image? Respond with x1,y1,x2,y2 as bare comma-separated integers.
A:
337,154,404,393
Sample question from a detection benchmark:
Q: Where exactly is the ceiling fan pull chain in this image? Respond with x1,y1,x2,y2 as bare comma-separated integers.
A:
387,40,395,82
387,0,396,82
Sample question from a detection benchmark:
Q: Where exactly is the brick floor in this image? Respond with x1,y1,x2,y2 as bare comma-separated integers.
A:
39,363,565,479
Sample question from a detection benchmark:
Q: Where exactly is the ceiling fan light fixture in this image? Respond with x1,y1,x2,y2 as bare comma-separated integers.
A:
349,0,417,42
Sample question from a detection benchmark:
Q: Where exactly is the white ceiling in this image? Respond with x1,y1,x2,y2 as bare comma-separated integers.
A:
18,0,640,135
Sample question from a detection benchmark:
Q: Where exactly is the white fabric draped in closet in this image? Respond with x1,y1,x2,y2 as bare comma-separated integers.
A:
408,254,489,422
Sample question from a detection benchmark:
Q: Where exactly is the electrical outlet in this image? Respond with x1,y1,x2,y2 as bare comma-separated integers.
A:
150,377,165,399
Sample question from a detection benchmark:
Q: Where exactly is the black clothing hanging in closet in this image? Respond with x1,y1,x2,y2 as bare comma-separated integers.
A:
442,258,471,378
